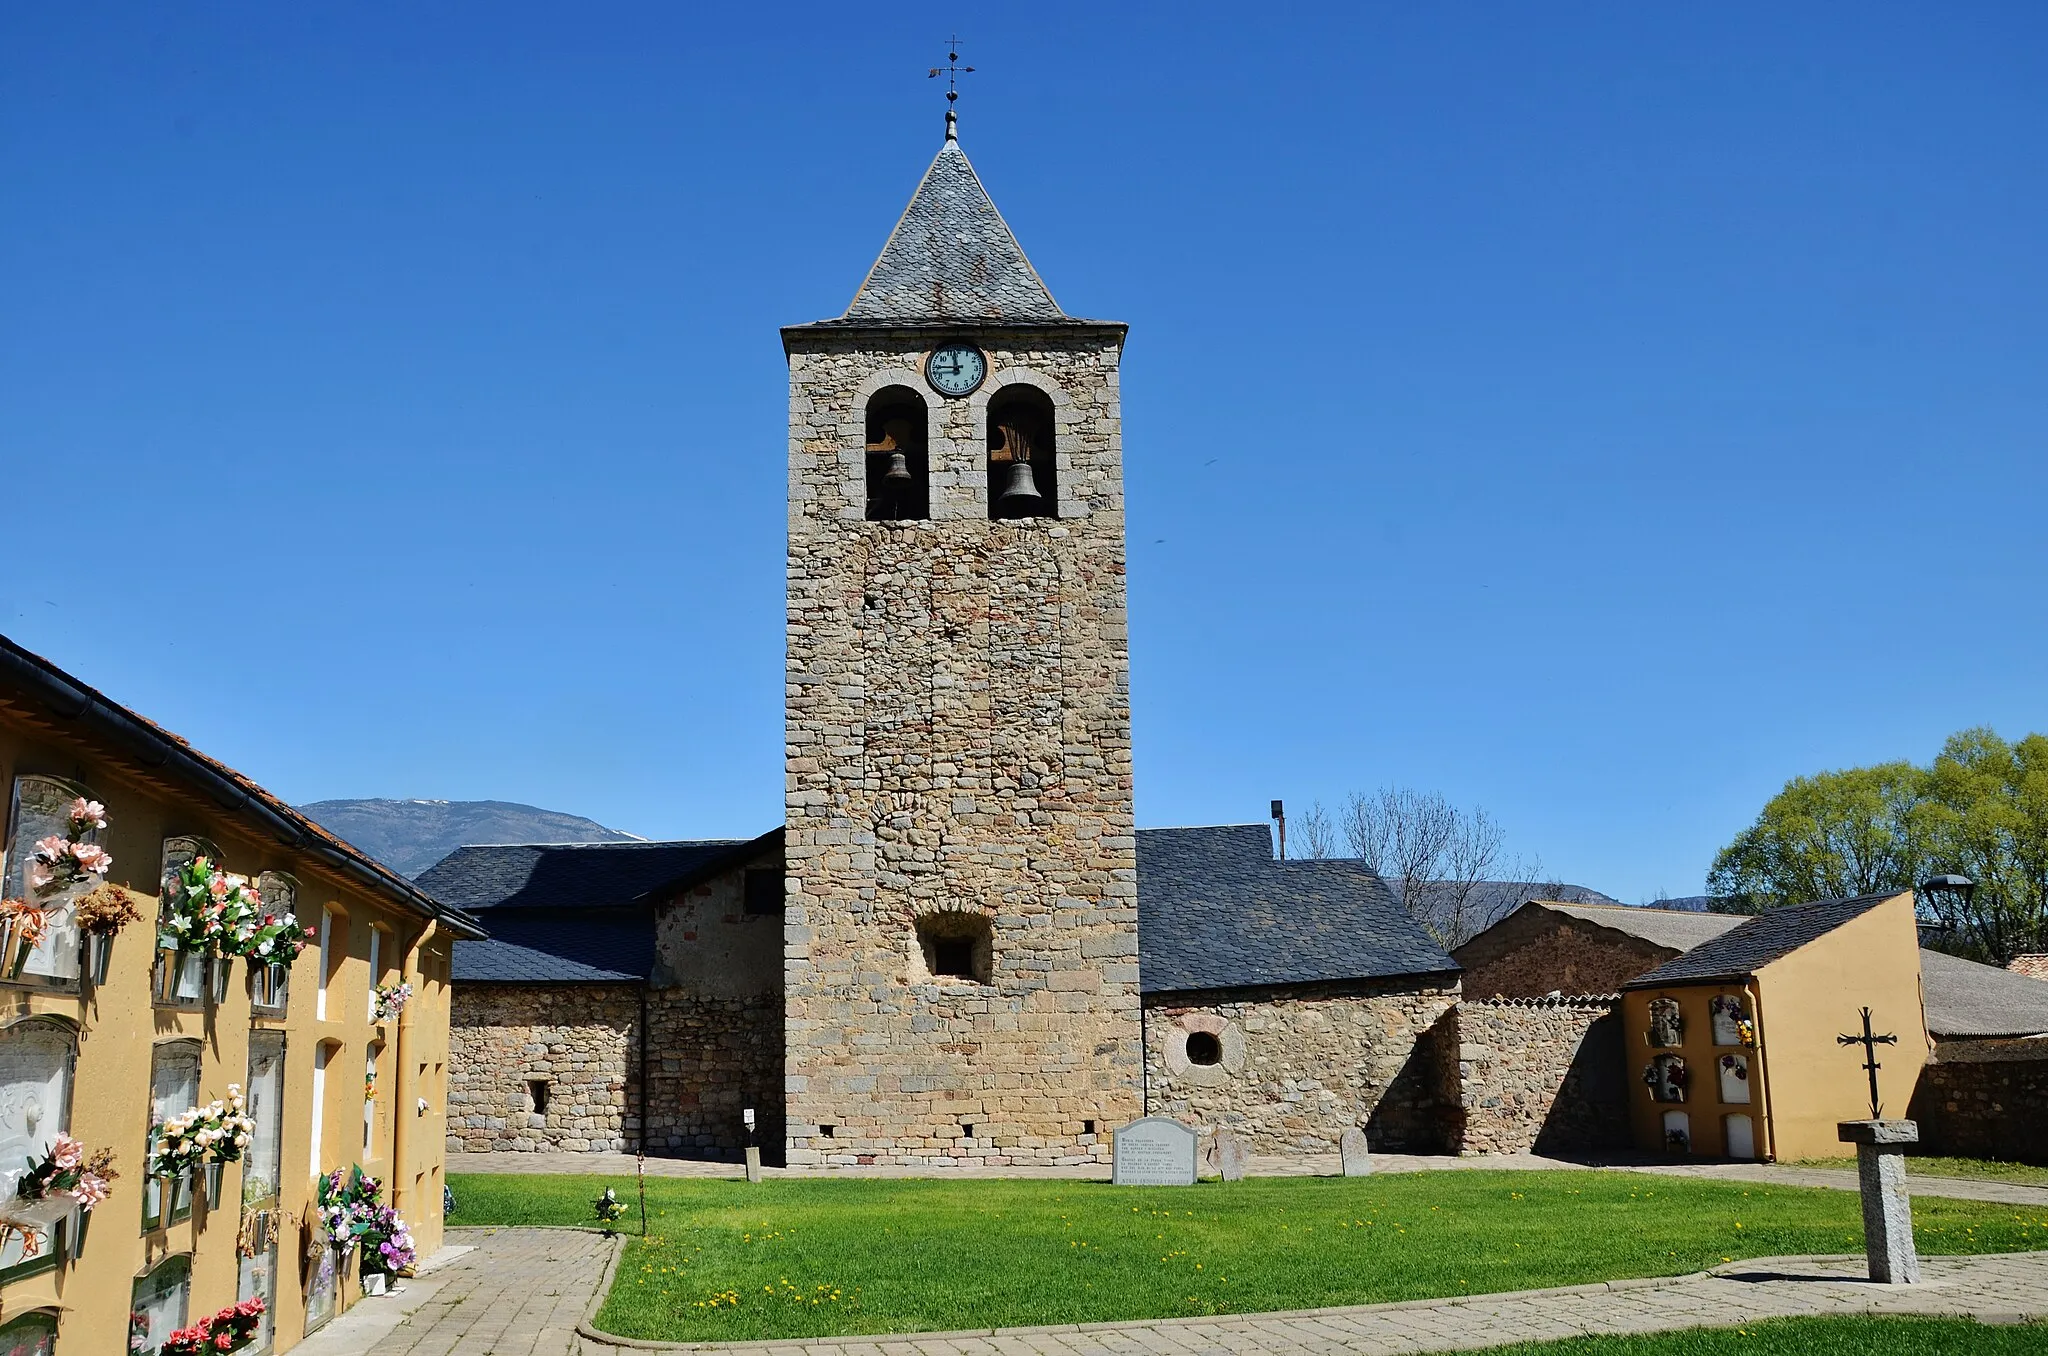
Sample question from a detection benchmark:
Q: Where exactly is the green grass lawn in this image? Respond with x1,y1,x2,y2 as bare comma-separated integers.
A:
1793,1155,2048,1188
1471,1316,2047,1355
447,1170,2048,1343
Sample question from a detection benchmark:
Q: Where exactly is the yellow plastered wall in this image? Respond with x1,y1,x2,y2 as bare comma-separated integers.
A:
1620,984,1766,1159
0,717,454,1352
1751,891,1928,1160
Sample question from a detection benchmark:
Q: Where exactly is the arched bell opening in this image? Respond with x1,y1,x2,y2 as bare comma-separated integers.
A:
986,385,1056,520
864,386,930,521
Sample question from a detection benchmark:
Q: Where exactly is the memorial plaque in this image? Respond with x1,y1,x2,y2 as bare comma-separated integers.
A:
1112,1116,1198,1186
1340,1126,1372,1177
1214,1128,1246,1182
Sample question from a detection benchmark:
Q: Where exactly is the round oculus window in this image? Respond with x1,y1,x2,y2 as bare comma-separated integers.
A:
1185,1031,1223,1066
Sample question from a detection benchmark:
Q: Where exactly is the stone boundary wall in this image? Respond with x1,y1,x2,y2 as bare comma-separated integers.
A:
1910,1039,2048,1165
644,993,784,1161
1142,978,1459,1155
1451,996,1631,1156
448,984,638,1153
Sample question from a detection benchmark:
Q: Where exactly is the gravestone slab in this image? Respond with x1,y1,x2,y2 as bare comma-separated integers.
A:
1113,1117,1198,1186
1214,1129,1246,1182
1340,1126,1372,1177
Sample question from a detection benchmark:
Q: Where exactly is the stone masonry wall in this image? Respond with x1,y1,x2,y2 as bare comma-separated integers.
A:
1454,911,1669,1001
1142,979,1460,1155
643,993,784,1159
448,984,637,1153
1909,1040,2048,1165
1451,997,1631,1156
783,326,1142,1166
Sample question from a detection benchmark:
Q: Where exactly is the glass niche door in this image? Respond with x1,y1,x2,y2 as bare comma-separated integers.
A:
236,1032,285,1354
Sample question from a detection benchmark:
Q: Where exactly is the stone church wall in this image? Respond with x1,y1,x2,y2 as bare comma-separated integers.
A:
447,984,638,1153
1450,997,1630,1156
1910,1039,2048,1165
1142,979,1460,1155
783,328,1142,1167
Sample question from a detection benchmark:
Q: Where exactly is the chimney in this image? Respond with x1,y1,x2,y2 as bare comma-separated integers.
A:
1271,799,1286,861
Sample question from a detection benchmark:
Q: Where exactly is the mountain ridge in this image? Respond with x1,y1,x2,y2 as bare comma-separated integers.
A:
297,798,639,879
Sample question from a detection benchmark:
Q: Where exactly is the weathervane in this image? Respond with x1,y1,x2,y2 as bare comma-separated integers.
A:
930,37,975,139
1836,1006,1899,1120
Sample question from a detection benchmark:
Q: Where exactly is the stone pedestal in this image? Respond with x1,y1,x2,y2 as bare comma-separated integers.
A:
743,1146,763,1184
1837,1119,1920,1284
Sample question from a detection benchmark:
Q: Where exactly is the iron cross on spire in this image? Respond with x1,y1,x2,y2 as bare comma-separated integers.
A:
1836,1006,1900,1120
929,38,975,103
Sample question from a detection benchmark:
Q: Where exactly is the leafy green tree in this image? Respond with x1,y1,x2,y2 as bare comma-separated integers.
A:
1706,728,2048,963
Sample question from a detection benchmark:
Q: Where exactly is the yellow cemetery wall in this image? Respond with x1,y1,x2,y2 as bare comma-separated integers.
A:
1751,891,1928,1161
1620,983,1767,1159
0,715,456,1353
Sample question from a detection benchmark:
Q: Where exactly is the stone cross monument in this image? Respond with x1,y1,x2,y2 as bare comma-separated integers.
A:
1836,1007,1919,1284
777,105,1142,1167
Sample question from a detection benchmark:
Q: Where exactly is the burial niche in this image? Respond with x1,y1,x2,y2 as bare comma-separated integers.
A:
986,385,1057,520
1643,1054,1688,1103
1647,998,1683,1048
865,386,930,521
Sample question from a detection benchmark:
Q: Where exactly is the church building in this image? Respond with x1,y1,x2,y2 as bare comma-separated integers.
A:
438,111,1470,1167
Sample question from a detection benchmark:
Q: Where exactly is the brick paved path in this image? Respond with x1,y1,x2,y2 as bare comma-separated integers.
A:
291,1226,610,1356
296,1229,2048,1356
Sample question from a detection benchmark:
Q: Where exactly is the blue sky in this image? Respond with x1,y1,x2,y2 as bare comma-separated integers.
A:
4,4,2043,901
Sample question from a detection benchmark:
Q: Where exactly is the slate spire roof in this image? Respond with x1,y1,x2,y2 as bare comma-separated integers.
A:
840,118,1067,324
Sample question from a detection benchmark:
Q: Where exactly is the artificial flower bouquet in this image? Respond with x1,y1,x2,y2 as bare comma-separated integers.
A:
159,856,263,955
18,1133,115,1213
27,799,112,895
75,882,144,984
0,899,49,979
157,1298,265,1356
318,1166,416,1277
373,981,414,1021
75,883,143,936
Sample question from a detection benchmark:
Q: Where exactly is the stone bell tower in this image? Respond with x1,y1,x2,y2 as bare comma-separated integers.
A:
780,110,1141,1166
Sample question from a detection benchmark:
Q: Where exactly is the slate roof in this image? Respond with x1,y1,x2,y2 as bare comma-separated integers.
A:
467,909,658,981
453,938,638,984
1921,951,2048,1039
415,836,771,913
836,128,1068,324
1544,902,1744,953
1136,825,1458,995
1622,891,1903,990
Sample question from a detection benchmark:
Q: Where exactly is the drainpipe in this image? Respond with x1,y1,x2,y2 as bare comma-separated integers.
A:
1743,981,1775,1163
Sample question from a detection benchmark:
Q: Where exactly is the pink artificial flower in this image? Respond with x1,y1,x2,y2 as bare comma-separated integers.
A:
50,1134,83,1170
67,798,107,831
70,843,112,875
208,873,230,900
27,861,54,892
32,835,68,862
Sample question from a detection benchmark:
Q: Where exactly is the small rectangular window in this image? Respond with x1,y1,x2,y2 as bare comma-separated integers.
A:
743,870,783,916
933,938,974,979
527,1079,550,1115
819,1123,835,1139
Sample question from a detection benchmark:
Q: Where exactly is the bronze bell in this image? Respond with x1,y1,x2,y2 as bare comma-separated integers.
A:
882,451,912,483
996,460,1044,514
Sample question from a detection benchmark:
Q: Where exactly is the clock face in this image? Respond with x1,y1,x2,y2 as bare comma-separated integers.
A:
925,342,987,397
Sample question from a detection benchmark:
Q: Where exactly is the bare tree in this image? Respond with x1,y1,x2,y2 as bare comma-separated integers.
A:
1295,800,1338,859
1340,787,1513,948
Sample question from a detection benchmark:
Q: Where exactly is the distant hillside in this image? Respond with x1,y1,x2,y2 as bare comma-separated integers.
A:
297,799,640,878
